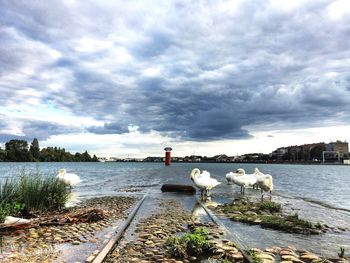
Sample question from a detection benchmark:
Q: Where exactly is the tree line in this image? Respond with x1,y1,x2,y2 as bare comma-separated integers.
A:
0,138,98,162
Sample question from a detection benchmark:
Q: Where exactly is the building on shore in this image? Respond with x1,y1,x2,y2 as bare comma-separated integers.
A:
326,140,349,159
270,140,349,162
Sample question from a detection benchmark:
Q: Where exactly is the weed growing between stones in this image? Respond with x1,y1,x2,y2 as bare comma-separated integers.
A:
166,227,213,258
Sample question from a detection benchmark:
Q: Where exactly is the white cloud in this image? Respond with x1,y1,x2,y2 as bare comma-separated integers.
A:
327,0,350,20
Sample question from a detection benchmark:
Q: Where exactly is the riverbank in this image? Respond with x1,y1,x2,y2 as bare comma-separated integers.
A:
1,193,349,262
103,196,349,263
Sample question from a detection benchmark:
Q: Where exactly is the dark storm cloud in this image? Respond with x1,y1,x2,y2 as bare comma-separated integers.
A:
1,0,350,141
22,120,80,141
87,122,129,134
0,134,30,143
0,120,82,143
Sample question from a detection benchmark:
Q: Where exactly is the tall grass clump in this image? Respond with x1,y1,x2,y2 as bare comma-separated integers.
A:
0,178,22,223
0,171,71,223
19,174,71,212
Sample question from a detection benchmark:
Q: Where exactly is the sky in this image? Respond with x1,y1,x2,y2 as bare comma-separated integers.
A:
1,0,350,158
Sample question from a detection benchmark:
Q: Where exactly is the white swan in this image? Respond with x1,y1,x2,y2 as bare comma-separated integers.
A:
255,171,274,200
253,167,265,189
226,168,245,184
226,168,258,194
254,167,264,176
57,169,81,186
190,168,221,198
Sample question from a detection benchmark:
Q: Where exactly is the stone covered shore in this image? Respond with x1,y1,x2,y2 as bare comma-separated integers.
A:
104,198,349,263
0,195,349,263
105,199,246,263
0,196,137,262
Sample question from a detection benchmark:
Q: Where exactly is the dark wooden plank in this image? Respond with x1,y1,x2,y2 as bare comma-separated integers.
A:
161,184,196,194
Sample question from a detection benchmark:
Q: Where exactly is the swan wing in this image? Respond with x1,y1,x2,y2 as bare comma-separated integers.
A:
233,174,257,186
199,170,211,179
257,174,273,191
207,177,221,188
194,176,220,189
226,172,234,181
65,173,82,185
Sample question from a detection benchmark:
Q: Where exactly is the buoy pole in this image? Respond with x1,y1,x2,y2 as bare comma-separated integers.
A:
164,147,172,166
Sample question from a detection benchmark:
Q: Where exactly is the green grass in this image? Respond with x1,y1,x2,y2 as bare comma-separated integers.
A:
246,250,263,263
166,227,212,258
338,247,345,258
220,200,281,215
256,200,282,213
0,171,71,223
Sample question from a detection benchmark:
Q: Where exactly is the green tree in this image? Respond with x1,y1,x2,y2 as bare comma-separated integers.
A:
92,154,98,162
29,138,40,161
0,147,6,161
81,150,92,161
74,152,82,161
310,145,326,160
5,140,30,161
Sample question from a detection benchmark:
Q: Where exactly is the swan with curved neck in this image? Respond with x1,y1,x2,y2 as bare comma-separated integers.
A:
226,168,245,184
190,168,221,198
57,169,81,186
256,172,273,200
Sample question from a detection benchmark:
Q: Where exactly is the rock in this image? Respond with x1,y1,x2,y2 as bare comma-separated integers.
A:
245,211,258,216
85,255,95,263
258,253,275,261
281,255,302,262
215,248,225,254
299,253,319,261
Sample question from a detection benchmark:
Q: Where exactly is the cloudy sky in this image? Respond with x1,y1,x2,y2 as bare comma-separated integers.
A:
1,0,350,157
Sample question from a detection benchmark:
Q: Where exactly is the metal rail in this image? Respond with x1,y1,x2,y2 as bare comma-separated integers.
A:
196,197,254,263
92,192,149,263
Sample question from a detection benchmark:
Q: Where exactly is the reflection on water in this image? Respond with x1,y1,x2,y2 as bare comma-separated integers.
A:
0,162,349,257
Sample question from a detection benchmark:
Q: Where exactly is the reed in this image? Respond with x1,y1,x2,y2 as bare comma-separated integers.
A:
0,171,71,222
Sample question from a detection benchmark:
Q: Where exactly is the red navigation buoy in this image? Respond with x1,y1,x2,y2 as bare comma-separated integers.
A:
164,147,172,166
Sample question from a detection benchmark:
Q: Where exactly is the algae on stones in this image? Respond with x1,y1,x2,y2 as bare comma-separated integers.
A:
216,199,324,235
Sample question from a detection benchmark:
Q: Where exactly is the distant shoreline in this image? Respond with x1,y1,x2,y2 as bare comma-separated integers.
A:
0,160,347,165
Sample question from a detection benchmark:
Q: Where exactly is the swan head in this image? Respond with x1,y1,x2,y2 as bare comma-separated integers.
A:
236,168,245,175
190,168,200,181
58,169,66,176
254,168,264,176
